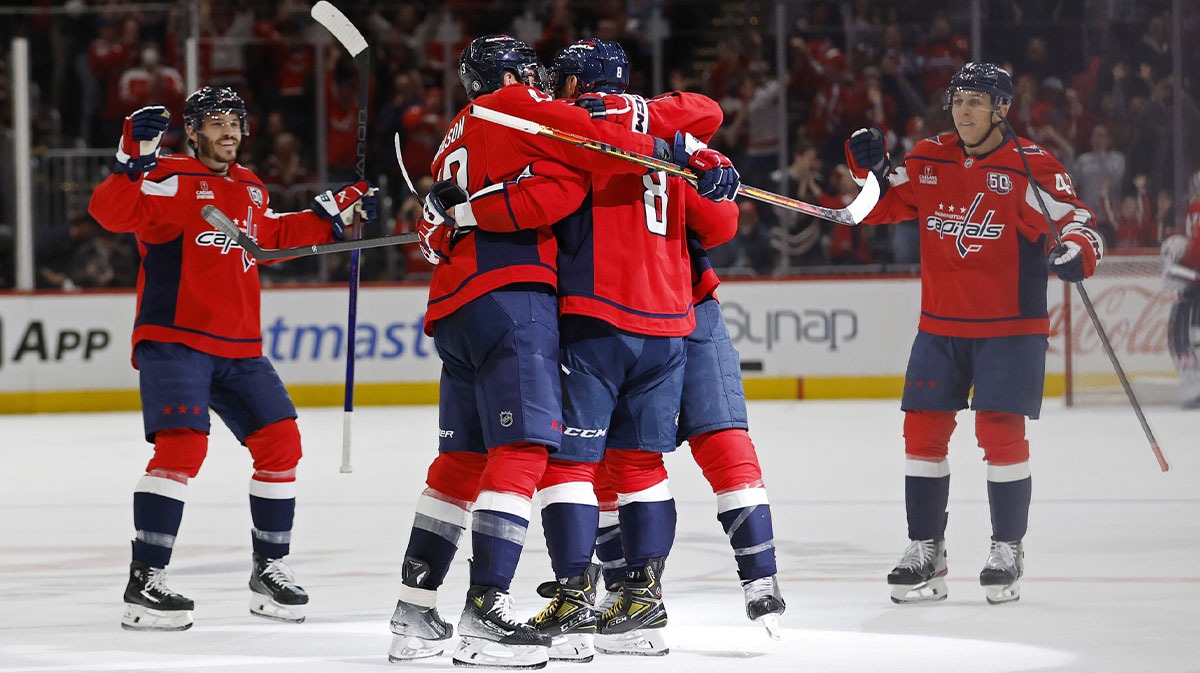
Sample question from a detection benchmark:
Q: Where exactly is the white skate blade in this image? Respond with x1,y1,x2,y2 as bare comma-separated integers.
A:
984,581,1021,605
249,592,306,623
548,632,595,662
756,613,782,641
889,576,948,604
594,628,669,656
121,603,193,631
451,636,548,669
388,634,445,661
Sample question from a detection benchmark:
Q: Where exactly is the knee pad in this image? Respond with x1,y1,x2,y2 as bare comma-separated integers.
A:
593,458,617,511
903,410,956,460
146,428,208,480
539,458,599,489
479,442,548,498
976,411,1029,465
427,451,488,503
246,418,302,479
604,450,668,496
689,429,764,493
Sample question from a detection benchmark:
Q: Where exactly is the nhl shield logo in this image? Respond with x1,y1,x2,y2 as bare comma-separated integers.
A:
499,411,514,428
247,186,264,208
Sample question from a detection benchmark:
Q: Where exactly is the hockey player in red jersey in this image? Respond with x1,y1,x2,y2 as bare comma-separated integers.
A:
88,86,377,631
1161,173,1200,409
844,63,1104,605
570,61,787,641
516,40,739,660
386,35,736,669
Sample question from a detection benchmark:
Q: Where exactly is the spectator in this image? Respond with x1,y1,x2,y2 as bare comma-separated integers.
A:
116,42,186,146
825,165,872,264
709,200,777,275
771,140,826,269
262,133,316,194
1072,124,1126,211
70,228,138,288
87,17,138,142
1098,175,1156,248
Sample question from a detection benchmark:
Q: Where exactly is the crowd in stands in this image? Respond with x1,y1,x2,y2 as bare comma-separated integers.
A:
1,0,1195,289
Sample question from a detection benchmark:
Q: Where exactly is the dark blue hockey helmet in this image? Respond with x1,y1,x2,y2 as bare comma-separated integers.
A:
944,62,1013,109
184,85,249,135
459,35,547,100
550,39,629,95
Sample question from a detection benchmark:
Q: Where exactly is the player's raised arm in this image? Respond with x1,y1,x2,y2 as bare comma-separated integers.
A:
88,105,172,234
844,126,916,226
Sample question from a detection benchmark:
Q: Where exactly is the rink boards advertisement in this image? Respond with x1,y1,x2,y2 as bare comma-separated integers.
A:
0,272,1177,412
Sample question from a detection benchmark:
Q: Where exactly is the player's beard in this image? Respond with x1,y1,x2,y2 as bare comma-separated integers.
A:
197,132,241,169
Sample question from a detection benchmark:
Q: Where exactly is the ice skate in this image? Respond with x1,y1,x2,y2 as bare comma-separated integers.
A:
452,585,550,669
388,557,452,662
249,553,308,623
742,574,786,640
887,539,948,604
595,558,669,656
528,564,600,663
121,560,194,631
980,539,1024,605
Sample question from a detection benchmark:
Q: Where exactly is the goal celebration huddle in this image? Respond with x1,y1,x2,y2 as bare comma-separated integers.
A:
86,10,1131,670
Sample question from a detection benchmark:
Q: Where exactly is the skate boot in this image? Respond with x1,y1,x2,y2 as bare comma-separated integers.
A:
887,539,948,604
389,557,452,662
528,564,600,663
249,553,308,623
742,574,786,640
595,580,622,616
121,560,194,631
980,539,1024,605
452,585,551,669
595,558,668,656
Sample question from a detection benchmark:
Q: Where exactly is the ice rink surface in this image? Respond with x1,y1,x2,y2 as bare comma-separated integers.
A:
1,399,1196,673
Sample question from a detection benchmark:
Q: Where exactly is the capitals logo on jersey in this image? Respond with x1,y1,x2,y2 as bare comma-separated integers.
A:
926,193,1005,258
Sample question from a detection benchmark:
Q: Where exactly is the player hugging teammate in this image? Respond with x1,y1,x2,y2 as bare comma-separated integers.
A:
385,35,790,669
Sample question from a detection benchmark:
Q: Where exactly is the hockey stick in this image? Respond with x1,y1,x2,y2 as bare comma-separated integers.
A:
468,104,881,225
313,0,368,474
1001,117,1169,473
201,205,418,260
394,131,420,198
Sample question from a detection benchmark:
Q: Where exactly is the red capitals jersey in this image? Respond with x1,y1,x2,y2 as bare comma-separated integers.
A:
423,83,658,335
556,92,737,336
863,132,1100,338
89,155,333,363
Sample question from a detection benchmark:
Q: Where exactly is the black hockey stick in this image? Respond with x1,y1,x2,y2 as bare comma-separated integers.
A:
201,204,419,261
1001,116,1169,472
468,104,882,226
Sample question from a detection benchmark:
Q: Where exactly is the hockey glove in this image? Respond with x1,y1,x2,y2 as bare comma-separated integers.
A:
115,105,170,179
654,131,740,202
417,180,470,265
312,181,377,240
575,93,641,125
845,127,890,186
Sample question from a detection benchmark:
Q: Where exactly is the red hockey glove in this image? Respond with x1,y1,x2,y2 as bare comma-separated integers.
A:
655,131,740,202
1049,224,1104,282
417,180,470,265
575,93,642,126
116,106,170,179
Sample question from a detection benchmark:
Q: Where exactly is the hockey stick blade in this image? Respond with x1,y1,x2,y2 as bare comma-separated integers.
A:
468,104,880,225
310,1,366,57
201,204,420,260
394,132,419,198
